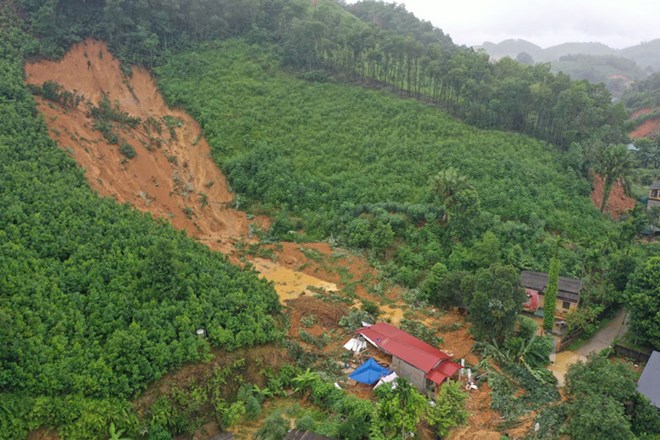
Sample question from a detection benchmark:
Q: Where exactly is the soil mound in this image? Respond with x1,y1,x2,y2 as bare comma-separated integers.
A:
591,174,636,218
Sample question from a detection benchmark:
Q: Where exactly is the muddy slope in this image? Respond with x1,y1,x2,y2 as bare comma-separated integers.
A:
25,40,251,254
590,174,636,218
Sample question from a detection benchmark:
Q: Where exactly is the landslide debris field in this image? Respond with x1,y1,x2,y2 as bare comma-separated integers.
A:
25,39,528,439
25,39,335,299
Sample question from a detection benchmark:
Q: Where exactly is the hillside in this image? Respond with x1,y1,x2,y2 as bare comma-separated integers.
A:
4,1,659,439
155,40,612,281
622,72,660,140
480,38,660,69
0,23,281,440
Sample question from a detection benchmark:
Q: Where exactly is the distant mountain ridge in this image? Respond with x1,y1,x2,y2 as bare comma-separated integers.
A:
479,38,660,72
479,38,660,99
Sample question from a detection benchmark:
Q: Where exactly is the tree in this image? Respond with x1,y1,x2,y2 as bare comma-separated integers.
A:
255,411,289,440
566,394,634,440
468,264,526,342
421,262,448,301
561,354,660,439
543,256,560,331
470,231,501,268
425,381,468,437
515,52,534,66
594,143,635,212
625,256,660,349
372,378,427,439
430,167,471,223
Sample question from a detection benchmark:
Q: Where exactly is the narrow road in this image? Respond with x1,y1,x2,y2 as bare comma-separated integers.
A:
548,308,628,386
575,308,628,356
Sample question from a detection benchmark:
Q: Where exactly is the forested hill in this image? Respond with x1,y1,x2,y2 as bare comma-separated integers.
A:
3,0,658,438
18,0,627,148
154,40,630,288
0,7,280,439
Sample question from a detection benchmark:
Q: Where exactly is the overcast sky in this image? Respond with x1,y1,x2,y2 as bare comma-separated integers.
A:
348,0,660,49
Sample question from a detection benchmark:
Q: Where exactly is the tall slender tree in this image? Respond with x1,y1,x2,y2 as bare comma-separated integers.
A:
544,256,560,331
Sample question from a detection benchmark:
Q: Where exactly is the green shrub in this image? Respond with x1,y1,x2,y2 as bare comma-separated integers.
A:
119,140,137,159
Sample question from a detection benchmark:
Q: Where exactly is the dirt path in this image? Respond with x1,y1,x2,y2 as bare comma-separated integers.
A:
549,309,628,386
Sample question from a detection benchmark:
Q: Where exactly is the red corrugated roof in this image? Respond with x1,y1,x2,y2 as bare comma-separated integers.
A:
425,369,447,384
357,322,451,373
434,359,462,377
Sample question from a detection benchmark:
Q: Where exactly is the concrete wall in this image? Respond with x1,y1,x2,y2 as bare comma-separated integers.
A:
391,356,426,391
538,294,578,316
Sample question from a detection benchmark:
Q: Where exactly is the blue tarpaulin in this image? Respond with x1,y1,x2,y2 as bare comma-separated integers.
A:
349,358,390,385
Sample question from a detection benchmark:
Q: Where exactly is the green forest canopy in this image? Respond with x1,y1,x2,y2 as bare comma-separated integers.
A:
0,11,280,439
155,40,613,283
19,0,628,147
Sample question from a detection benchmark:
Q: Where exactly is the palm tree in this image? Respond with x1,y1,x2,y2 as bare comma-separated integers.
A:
292,368,320,397
594,144,635,212
430,167,471,223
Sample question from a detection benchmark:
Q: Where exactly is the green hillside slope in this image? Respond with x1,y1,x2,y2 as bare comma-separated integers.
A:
156,40,613,283
0,16,280,440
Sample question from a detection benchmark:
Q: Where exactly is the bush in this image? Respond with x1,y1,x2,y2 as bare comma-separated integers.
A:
338,309,374,332
255,411,289,440
296,414,317,431
119,140,137,159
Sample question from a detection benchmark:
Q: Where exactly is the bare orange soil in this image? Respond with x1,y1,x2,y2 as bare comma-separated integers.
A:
630,107,660,139
591,174,636,218
25,40,500,439
630,117,660,139
25,40,253,255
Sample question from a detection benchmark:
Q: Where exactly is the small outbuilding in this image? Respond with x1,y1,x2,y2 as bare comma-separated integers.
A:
638,350,660,409
520,271,583,316
356,322,461,392
649,181,660,209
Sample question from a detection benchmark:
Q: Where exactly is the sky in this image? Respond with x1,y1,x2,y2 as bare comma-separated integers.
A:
347,0,660,49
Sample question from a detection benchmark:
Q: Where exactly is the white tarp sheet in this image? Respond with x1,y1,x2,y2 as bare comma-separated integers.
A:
374,372,398,389
343,337,367,353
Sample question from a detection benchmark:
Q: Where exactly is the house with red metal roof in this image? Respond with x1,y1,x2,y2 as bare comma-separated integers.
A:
356,322,461,392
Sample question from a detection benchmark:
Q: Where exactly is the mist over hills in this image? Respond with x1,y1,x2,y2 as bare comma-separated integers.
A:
479,38,660,72
479,38,660,99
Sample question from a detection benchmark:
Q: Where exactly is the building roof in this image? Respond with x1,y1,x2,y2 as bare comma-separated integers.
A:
426,359,462,384
638,351,660,408
356,322,450,373
285,430,336,440
651,181,660,190
520,271,583,303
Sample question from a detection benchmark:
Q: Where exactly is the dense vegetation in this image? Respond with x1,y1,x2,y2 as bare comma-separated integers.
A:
19,0,627,147
3,0,659,438
622,72,660,114
530,354,660,440
550,54,647,99
0,8,280,439
155,41,619,282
